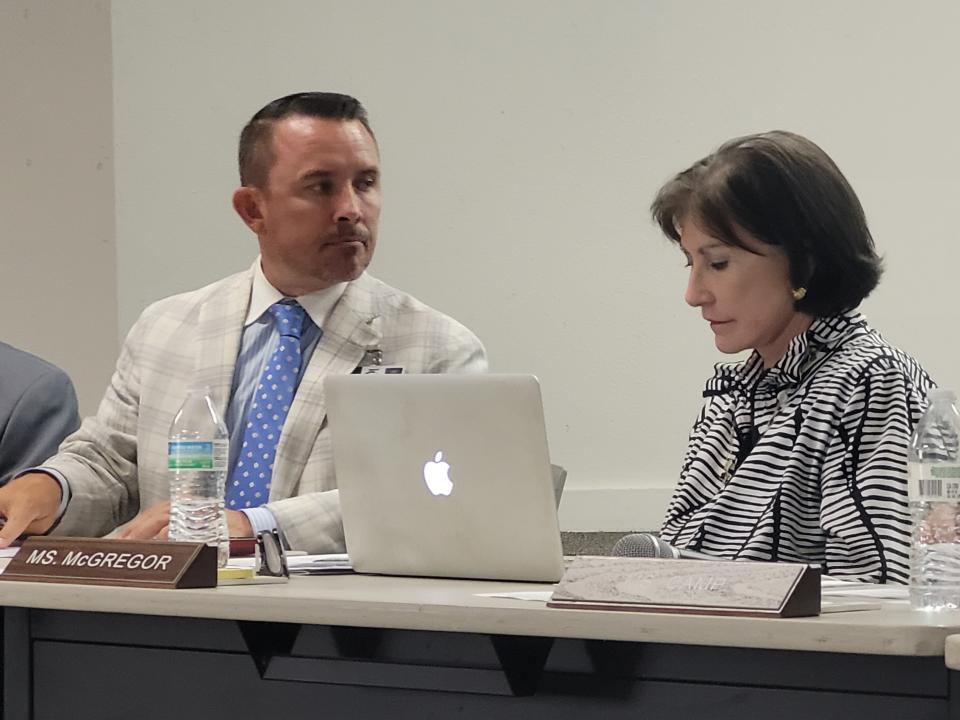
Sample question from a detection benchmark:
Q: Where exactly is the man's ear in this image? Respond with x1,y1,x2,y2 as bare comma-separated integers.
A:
232,186,265,233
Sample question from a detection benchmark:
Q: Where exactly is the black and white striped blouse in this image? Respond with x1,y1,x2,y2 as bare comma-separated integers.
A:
660,310,935,583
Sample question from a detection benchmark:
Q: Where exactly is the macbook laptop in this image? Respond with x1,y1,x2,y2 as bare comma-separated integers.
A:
325,374,565,583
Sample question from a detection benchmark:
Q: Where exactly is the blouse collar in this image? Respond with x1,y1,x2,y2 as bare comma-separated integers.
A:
704,309,869,396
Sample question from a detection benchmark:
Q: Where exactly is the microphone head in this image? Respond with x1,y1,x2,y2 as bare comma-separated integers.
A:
611,533,680,559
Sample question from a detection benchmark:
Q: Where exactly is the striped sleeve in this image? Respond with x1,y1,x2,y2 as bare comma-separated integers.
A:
820,359,922,583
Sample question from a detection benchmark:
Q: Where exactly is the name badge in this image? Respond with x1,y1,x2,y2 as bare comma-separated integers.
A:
359,365,405,375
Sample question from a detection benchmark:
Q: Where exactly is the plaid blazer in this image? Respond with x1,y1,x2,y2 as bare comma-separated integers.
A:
46,266,487,552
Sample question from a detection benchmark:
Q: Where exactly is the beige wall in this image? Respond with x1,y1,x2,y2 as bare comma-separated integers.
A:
6,1,958,530
0,0,117,416
110,0,960,530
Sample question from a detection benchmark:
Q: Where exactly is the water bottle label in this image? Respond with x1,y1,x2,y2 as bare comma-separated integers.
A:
909,462,960,501
168,441,228,470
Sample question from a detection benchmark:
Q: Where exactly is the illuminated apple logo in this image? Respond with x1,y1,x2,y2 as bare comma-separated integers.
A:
423,451,454,496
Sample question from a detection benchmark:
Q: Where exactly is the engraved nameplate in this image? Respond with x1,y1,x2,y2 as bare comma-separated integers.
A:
548,556,820,617
0,536,217,589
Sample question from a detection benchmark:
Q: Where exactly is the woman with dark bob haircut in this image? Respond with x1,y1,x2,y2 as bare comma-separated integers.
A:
652,130,934,583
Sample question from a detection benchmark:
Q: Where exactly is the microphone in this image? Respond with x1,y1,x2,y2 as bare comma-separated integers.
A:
611,533,721,561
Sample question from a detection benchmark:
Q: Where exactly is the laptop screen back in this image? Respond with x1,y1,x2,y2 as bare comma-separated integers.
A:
325,374,564,582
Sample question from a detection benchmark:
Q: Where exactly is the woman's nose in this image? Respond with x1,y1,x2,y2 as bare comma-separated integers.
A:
685,270,711,307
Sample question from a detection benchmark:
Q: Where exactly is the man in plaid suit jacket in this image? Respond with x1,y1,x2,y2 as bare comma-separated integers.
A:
0,92,486,552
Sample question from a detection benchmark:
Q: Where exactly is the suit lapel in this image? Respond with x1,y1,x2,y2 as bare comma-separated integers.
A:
270,275,381,500
193,271,251,420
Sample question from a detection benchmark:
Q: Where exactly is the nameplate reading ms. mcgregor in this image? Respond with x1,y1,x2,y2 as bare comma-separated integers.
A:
0,536,216,589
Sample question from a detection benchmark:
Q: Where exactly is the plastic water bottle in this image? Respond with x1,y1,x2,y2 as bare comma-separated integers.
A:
908,388,960,610
168,386,229,568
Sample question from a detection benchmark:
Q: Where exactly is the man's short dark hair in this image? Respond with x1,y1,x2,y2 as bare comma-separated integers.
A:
650,130,882,317
238,92,375,187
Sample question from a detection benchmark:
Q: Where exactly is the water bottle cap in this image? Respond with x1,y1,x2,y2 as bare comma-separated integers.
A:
927,388,957,402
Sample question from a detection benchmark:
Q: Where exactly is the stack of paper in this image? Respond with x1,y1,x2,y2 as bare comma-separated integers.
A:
226,553,353,575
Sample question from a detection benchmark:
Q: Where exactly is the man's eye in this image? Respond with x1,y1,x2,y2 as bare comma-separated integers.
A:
356,176,378,191
710,261,729,270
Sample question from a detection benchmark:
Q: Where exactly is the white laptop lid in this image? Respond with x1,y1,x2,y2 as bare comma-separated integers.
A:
326,374,564,583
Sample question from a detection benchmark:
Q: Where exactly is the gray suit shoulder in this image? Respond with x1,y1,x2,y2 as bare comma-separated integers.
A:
0,341,74,390
0,341,80,483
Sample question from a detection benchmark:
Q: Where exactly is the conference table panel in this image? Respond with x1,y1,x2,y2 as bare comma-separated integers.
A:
3,575,960,719
20,620,949,720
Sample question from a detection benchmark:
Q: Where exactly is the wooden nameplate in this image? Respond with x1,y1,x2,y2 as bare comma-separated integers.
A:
547,555,820,618
0,536,217,589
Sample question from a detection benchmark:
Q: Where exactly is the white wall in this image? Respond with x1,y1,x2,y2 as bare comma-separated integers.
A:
109,0,960,530
0,0,117,416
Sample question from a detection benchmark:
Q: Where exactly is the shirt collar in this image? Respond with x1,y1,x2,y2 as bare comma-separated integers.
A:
771,308,868,383
705,309,869,395
245,258,348,329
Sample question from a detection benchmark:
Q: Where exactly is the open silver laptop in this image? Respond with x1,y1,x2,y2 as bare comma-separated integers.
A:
325,374,565,583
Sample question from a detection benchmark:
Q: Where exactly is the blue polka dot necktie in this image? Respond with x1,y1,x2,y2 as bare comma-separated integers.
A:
227,301,306,509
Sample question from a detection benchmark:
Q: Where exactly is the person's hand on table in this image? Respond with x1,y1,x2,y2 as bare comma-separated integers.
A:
0,472,63,548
